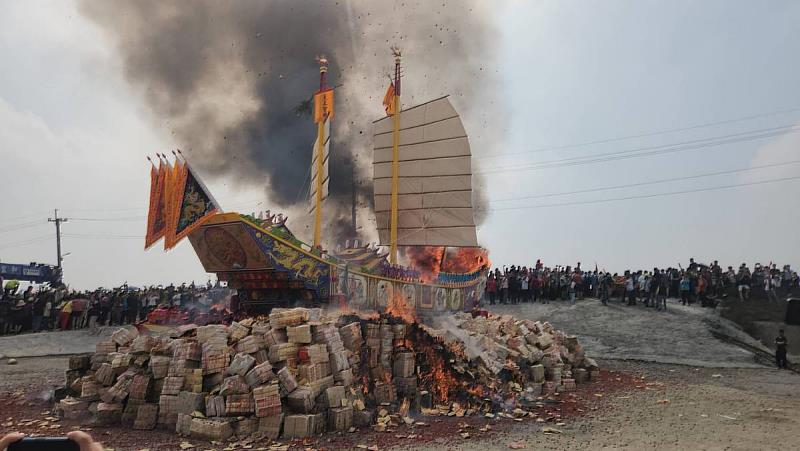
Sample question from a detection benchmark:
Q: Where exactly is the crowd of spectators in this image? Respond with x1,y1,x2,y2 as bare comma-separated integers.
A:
2,258,797,335
484,259,799,310
0,279,227,336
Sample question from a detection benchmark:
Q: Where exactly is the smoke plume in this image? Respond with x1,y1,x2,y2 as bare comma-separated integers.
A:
81,0,502,244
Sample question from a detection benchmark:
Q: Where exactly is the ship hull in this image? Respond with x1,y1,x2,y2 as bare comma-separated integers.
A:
188,213,486,313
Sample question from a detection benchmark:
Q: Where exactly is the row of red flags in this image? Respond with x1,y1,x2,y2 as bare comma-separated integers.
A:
145,155,219,251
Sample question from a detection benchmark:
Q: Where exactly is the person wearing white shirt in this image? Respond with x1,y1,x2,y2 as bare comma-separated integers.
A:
521,277,529,303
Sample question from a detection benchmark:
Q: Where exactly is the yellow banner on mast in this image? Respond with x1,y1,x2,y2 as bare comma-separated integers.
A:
383,83,396,116
389,48,402,264
311,57,333,249
313,89,334,124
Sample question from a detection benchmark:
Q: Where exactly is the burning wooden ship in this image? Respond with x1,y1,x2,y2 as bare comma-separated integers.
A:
145,50,488,314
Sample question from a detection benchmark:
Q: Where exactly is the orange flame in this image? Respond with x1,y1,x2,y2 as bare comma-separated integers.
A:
440,247,491,274
403,246,445,282
387,289,417,323
404,246,490,281
421,347,457,402
466,384,485,398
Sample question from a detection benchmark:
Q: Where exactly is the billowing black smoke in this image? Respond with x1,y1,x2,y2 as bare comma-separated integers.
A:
81,0,501,242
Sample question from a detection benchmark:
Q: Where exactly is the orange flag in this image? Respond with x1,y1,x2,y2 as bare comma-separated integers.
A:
160,159,174,247
313,88,334,123
144,161,167,250
164,159,188,250
383,83,396,116
162,160,173,236
164,161,219,250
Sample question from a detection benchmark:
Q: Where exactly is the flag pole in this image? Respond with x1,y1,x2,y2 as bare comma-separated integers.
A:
389,47,401,264
313,56,329,249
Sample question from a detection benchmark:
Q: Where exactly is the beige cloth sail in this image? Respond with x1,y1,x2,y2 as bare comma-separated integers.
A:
309,119,330,214
372,96,478,247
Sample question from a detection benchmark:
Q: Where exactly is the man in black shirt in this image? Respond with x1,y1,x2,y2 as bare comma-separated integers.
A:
32,292,47,332
775,329,788,369
128,291,141,324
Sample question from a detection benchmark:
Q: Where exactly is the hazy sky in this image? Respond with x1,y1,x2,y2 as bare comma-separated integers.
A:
1,0,799,290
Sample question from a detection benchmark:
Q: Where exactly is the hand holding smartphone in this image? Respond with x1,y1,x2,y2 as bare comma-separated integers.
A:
2,431,102,451
8,437,80,451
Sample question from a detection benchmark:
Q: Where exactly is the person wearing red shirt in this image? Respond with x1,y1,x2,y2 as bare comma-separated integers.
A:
486,275,498,305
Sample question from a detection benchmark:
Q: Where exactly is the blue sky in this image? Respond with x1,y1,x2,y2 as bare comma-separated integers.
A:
1,0,799,289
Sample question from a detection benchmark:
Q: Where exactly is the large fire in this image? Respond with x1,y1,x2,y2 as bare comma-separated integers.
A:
420,346,458,402
440,247,490,273
404,246,490,282
386,290,418,324
403,246,445,282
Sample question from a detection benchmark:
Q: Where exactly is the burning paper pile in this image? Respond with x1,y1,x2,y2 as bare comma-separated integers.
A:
419,312,599,410
57,308,598,442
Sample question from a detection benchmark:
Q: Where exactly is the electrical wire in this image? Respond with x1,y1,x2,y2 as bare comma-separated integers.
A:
70,216,145,222
477,105,800,160
480,174,800,212
63,206,147,213
62,233,144,240
0,220,47,234
477,125,800,175
0,235,52,250
491,159,800,203
0,211,50,223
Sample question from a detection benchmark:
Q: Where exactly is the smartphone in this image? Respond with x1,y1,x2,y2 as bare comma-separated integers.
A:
8,437,80,451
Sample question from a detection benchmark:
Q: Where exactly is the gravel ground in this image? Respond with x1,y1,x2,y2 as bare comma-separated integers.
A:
485,298,770,367
408,360,800,451
2,358,797,450
0,356,629,450
0,328,112,360
1,300,797,450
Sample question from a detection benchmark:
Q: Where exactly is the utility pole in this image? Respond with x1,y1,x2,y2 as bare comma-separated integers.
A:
48,209,68,269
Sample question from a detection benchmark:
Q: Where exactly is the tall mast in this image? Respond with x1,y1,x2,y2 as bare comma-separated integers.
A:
389,47,402,264
313,56,329,249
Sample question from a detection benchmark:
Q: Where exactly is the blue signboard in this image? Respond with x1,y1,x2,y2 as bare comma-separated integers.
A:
0,263,59,284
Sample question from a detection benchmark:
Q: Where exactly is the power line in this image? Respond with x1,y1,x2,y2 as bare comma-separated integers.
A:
0,220,46,234
479,124,799,174
491,159,800,203
62,196,270,217
481,174,800,212
63,206,147,213
63,233,144,240
477,125,799,175
477,105,800,160
0,235,53,250
0,211,50,223
70,216,145,222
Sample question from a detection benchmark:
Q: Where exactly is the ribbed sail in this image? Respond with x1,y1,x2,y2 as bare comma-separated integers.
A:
308,118,330,214
372,96,478,247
